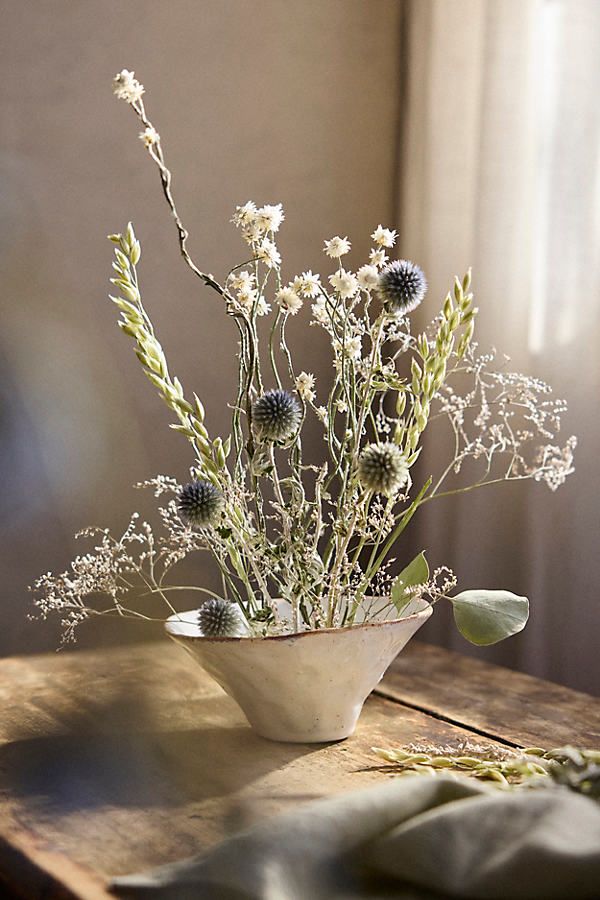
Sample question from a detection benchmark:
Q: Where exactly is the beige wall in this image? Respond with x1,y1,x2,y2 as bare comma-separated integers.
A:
0,1,403,651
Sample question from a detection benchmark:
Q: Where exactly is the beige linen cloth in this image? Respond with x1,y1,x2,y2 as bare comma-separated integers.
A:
112,776,600,899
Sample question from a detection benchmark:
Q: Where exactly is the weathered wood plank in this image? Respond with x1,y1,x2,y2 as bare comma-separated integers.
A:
0,824,110,900
380,640,600,748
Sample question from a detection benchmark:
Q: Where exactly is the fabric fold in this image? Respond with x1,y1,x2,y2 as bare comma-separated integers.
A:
111,775,600,899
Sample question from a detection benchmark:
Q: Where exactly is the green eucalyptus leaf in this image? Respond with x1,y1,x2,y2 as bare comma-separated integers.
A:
391,551,429,614
450,590,529,645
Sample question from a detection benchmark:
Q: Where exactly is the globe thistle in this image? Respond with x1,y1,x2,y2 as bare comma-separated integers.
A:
378,260,427,315
359,443,410,495
198,599,246,638
177,480,224,527
252,389,301,441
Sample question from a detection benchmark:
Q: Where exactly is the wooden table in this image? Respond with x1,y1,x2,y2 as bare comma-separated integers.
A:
0,641,598,899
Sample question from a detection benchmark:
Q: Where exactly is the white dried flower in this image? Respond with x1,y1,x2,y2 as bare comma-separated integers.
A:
235,287,259,312
113,69,145,104
357,264,380,291
315,405,329,426
139,126,159,148
344,335,362,359
242,220,264,245
311,298,330,326
275,287,303,315
371,225,397,248
257,204,285,233
329,268,359,299
232,201,258,228
256,238,281,268
369,248,389,268
293,270,321,298
295,372,316,402
324,236,351,258
229,270,255,292
255,296,272,316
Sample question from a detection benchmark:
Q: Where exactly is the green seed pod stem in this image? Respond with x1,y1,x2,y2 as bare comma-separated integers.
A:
108,224,227,483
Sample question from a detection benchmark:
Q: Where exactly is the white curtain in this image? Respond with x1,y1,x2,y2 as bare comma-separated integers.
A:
399,0,600,693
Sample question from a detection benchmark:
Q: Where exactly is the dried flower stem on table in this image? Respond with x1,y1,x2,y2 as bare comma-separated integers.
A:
373,744,600,794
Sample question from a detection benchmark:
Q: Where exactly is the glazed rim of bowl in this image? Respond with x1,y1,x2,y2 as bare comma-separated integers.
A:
164,597,432,643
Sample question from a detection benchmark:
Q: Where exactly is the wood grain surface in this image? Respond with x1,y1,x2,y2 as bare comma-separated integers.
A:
0,640,597,898
380,641,599,748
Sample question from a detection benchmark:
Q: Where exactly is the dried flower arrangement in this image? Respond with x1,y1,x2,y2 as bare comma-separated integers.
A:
31,70,576,646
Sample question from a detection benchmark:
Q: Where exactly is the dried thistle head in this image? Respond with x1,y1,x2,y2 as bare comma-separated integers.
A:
198,598,246,637
359,443,410,495
378,260,427,315
177,480,224,527
252,389,301,441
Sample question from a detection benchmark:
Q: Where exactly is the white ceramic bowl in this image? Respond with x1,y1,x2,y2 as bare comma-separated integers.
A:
165,599,432,743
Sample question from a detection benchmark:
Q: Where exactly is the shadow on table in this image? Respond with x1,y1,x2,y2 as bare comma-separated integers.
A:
0,686,321,814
